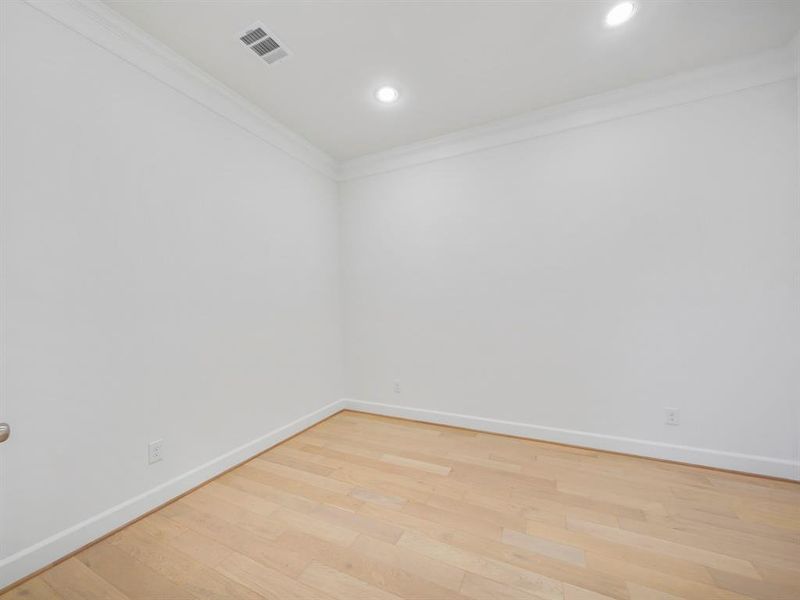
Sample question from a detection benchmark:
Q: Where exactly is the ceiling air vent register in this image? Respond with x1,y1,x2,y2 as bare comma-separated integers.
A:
238,23,289,65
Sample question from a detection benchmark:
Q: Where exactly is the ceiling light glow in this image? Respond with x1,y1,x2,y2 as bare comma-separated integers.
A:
375,86,399,104
605,2,636,27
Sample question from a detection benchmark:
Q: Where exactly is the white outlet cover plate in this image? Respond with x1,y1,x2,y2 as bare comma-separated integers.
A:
148,439,163,464
665,409,680,426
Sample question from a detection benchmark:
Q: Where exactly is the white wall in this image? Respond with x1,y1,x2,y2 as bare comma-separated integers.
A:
340,78,800,478
0,0,342,583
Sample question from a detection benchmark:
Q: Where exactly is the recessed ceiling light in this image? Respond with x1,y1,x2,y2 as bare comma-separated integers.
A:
375,86,399,104
605,1,636,27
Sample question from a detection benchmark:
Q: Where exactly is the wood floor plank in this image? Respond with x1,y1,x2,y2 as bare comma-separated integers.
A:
381,453,453,476
447,452,524,473
460,571,551,600
567,517,761,578
166,528,236,569
586,553,753,600
625,582,686,600
178,488,286,540
107,525,264,600
298,562,404,600
350,486,407,508
502,528,587,567
403,500,505,539
350,534,466,592
635,513,800,567
270,506,360,546
1,577,64,600
276,529,470,600
709,568,800,600
5,410,798,600
77,541,195,600
129,511,188,542
234,463,363,511
332,462,451,502
428,492,529,530
523,517,715,585
311,503,404,543
259,450,338,477
216,471,319,513
249,459,354,495
201,479,282,517
160,500,311,577
426,525,631,599
217,553,332,600
39,558,129,600
563,583,620,600
511,487,648,521
750,562,800,591
396,530,565,600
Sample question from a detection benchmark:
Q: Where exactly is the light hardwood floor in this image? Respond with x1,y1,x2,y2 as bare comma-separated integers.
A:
4,410,799,600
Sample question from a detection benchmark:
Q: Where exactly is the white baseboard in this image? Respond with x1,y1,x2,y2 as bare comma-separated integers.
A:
342,399,799,481
0,399,347,590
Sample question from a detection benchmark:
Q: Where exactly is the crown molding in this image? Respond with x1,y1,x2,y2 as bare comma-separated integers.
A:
23,0,338,179
339,44,797,181
18,2,800,183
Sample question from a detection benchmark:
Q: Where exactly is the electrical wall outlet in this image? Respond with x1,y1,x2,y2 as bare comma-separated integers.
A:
148,439,164,464
393,379,401,394
664,408,680,426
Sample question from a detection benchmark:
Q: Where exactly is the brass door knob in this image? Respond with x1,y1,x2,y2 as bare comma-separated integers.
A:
0,423,9,443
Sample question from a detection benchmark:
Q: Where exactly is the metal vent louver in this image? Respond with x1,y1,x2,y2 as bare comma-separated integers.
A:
240,28,267,46
238,22,289,65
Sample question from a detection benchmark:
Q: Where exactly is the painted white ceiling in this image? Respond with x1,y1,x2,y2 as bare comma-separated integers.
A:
104,1,800,160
